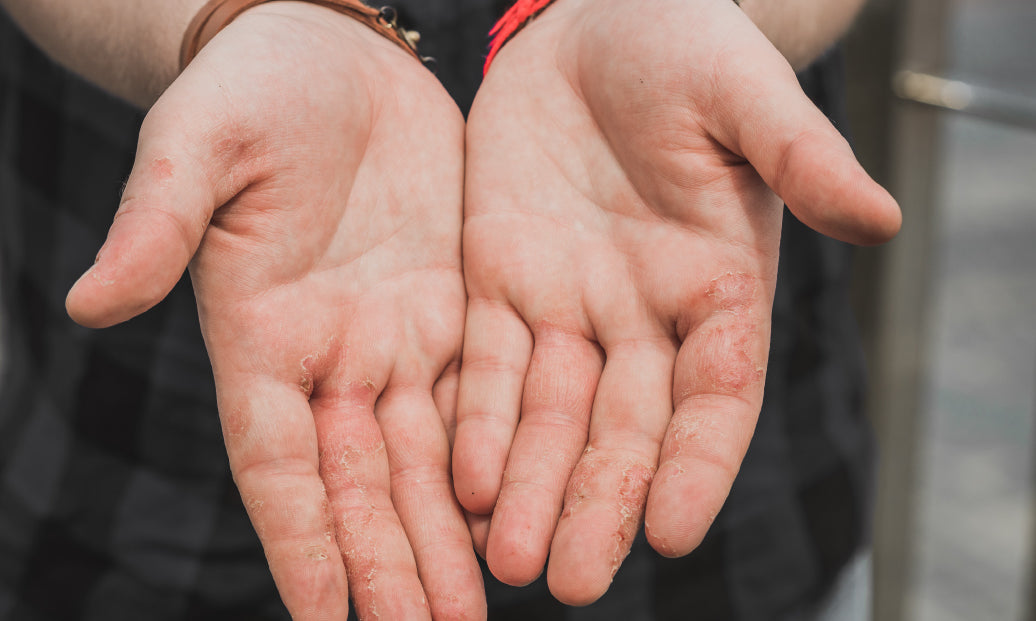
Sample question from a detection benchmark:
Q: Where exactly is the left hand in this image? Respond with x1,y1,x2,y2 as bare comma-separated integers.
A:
453,0,899,605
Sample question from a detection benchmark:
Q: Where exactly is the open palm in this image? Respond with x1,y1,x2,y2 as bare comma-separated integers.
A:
454,0,900,606
66,4,483,619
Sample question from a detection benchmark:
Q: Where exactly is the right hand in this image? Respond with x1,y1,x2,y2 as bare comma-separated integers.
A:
65,4,483,619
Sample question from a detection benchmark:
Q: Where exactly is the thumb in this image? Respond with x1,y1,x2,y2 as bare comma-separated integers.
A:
66,101,237,328
710,35,902,245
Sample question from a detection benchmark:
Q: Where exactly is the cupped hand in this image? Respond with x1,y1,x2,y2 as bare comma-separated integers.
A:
65,4,483,619
454,0,900,606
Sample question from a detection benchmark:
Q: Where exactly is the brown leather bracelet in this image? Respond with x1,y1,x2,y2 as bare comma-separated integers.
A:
180,0,422,70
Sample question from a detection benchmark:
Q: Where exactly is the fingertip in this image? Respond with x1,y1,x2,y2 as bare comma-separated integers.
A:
426,554,488,621
452,453,502,515
452,415,510,514
547,570,608,607
545,532,613,607
643,512,705,559
65,262,162,329
853,184,902,246
485,528,545,587
66,201,201,329
777,132,902,246
431,545,488,621
66,267,110,329
642,463,719,558
431,590,488,621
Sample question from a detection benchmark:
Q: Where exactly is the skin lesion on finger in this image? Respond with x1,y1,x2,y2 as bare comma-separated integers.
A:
559,448,655,574
347,541,383,617
704,271,757,312
243,496,267,538
331,502,389,614
662,409,740,461
679,321,765,397
336,518,432,621
299,357,315,397
675,271,765,341
220,406,251,439
302,543,331,561
312,375,381,412
336,502,378,547
610,464,654,572
149,156,175,183
296,336,341,398
318,440,387,492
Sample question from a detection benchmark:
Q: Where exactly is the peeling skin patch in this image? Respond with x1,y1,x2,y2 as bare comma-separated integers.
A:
150,157,174,182
245,498,266,537
321,499,335,543
299,355,315,396
366,576,379,620
338,531,381,617
336,439,387,466
653,536,678,557
89,266,116,287
320,431,385,496
221,407,250,439
319,375,380,411
560,452,655,577
298,340,346,398
668,414,704,453
298,337,339,398
303,544,329,561
690,322,764,394
337,503,378,542
611,464,654,575
560,448,598,518
644,511,680,558
705,272,756,313
664,412,733,466
666,411,733,460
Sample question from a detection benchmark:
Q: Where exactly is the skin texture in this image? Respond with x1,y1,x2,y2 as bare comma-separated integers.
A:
63,4,484,620
454,0,901,606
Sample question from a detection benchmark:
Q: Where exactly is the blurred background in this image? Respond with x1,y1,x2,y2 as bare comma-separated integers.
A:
844,0,1036,619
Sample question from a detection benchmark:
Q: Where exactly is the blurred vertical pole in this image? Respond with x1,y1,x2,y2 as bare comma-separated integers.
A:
1028,371,1036,621
845,0,949,620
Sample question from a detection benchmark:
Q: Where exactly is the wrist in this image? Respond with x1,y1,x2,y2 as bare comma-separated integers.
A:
181,0,422,70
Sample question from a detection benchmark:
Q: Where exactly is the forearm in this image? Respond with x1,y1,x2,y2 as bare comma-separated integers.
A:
0,0,206,107
739,0,867,70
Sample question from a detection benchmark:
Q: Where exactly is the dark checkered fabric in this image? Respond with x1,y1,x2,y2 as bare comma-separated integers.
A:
0,3,872,620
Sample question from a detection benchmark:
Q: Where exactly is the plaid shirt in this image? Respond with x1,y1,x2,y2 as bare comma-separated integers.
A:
0,4,873,620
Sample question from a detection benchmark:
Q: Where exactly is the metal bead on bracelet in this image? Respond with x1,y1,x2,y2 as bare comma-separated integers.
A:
376,6,420,55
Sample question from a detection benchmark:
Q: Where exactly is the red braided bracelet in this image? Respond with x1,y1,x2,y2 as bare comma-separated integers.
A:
484,0,743,75
484,0,555,75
